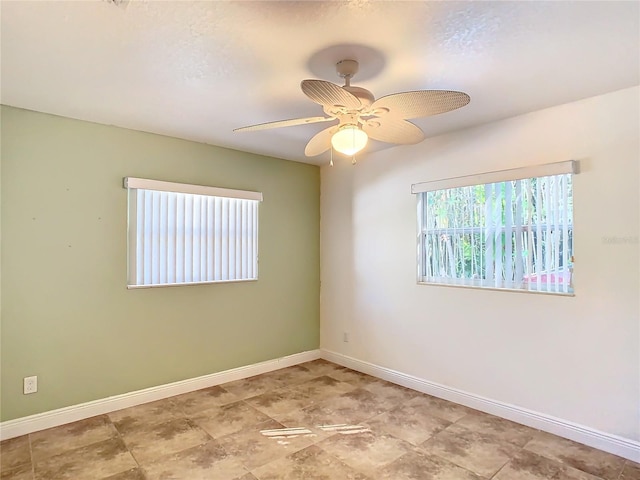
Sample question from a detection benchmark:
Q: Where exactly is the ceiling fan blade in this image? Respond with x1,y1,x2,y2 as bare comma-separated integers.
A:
234,116,333,132
363,117,425,145
304,125,339,157
371,90,470,119
301,80,361,109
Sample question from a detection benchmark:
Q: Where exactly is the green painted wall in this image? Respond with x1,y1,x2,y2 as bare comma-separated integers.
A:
0,106,320,421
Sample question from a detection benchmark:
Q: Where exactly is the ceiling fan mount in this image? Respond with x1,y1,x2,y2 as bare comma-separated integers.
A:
234,58,470,159
336,59,358,81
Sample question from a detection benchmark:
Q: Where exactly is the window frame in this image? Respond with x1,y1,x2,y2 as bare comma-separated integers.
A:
124,177,262,289
412,161,577,296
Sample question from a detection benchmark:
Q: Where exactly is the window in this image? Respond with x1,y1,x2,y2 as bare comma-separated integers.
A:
412,161,576,295
125,177,262,288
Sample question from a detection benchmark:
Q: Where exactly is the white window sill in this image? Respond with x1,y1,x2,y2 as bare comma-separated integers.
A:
127,278,258,289
417,281,575,297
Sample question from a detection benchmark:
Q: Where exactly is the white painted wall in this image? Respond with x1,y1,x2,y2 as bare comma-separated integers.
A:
320,86,640,442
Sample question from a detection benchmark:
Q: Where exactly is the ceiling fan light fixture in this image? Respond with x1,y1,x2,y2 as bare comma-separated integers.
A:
331,125,368,156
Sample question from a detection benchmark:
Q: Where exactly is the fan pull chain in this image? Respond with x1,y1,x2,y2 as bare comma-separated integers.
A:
330,148,333,167
352,154,357,165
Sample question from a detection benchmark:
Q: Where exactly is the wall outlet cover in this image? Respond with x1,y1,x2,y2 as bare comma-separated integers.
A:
23,376,38,395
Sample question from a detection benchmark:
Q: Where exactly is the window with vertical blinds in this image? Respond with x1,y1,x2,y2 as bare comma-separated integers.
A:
412,161,577,295
125,178,262,288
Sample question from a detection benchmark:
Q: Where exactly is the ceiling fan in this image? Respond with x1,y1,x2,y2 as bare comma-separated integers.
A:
234,59,470,159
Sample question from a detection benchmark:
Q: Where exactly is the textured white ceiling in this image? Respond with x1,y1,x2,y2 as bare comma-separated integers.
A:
2,1,639,165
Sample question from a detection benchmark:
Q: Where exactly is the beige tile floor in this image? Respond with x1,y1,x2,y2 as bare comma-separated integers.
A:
1,359,638,480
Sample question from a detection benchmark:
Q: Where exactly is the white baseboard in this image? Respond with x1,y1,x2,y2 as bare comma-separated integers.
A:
0,349,321,441
321,349,640,463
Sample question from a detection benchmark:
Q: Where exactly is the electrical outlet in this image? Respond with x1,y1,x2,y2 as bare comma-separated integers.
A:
343,332,349,343
23,376,37,394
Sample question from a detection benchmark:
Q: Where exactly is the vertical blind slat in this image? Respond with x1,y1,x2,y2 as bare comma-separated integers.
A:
526,181,534,290
543,177,553,291
151,191,157,284
241,201,248,278
535,178,543,292
493,184,503,288
484,183,494,284
468,187,476,280
253,202,258,278
201,195,207,281
552,177,561,292
562,175,570,293
183,194,190,284
215,197,222,281
135,190,143,285
143,190,152,285
222,197,229,280
245,202,250,278
504,182,513,284
235,200,242,278
192,196,199,282
168,193,177,283
229,199,235,279
159,193,167,284
193,195,201,282
514,181,524,286
207,197,214,281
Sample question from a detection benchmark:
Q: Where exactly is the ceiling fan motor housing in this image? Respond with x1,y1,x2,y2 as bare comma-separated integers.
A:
343,86,375,107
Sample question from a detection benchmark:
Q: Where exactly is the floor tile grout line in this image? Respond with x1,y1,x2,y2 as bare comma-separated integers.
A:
306,441,374,479
27,431,35,480
488,453,514,479
501,446,611,480
108,413,143,474
488,455,512,479
108,399,219,476
28,417,125,464
422,422,614,480
522,442,621,480
427,451,495,480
